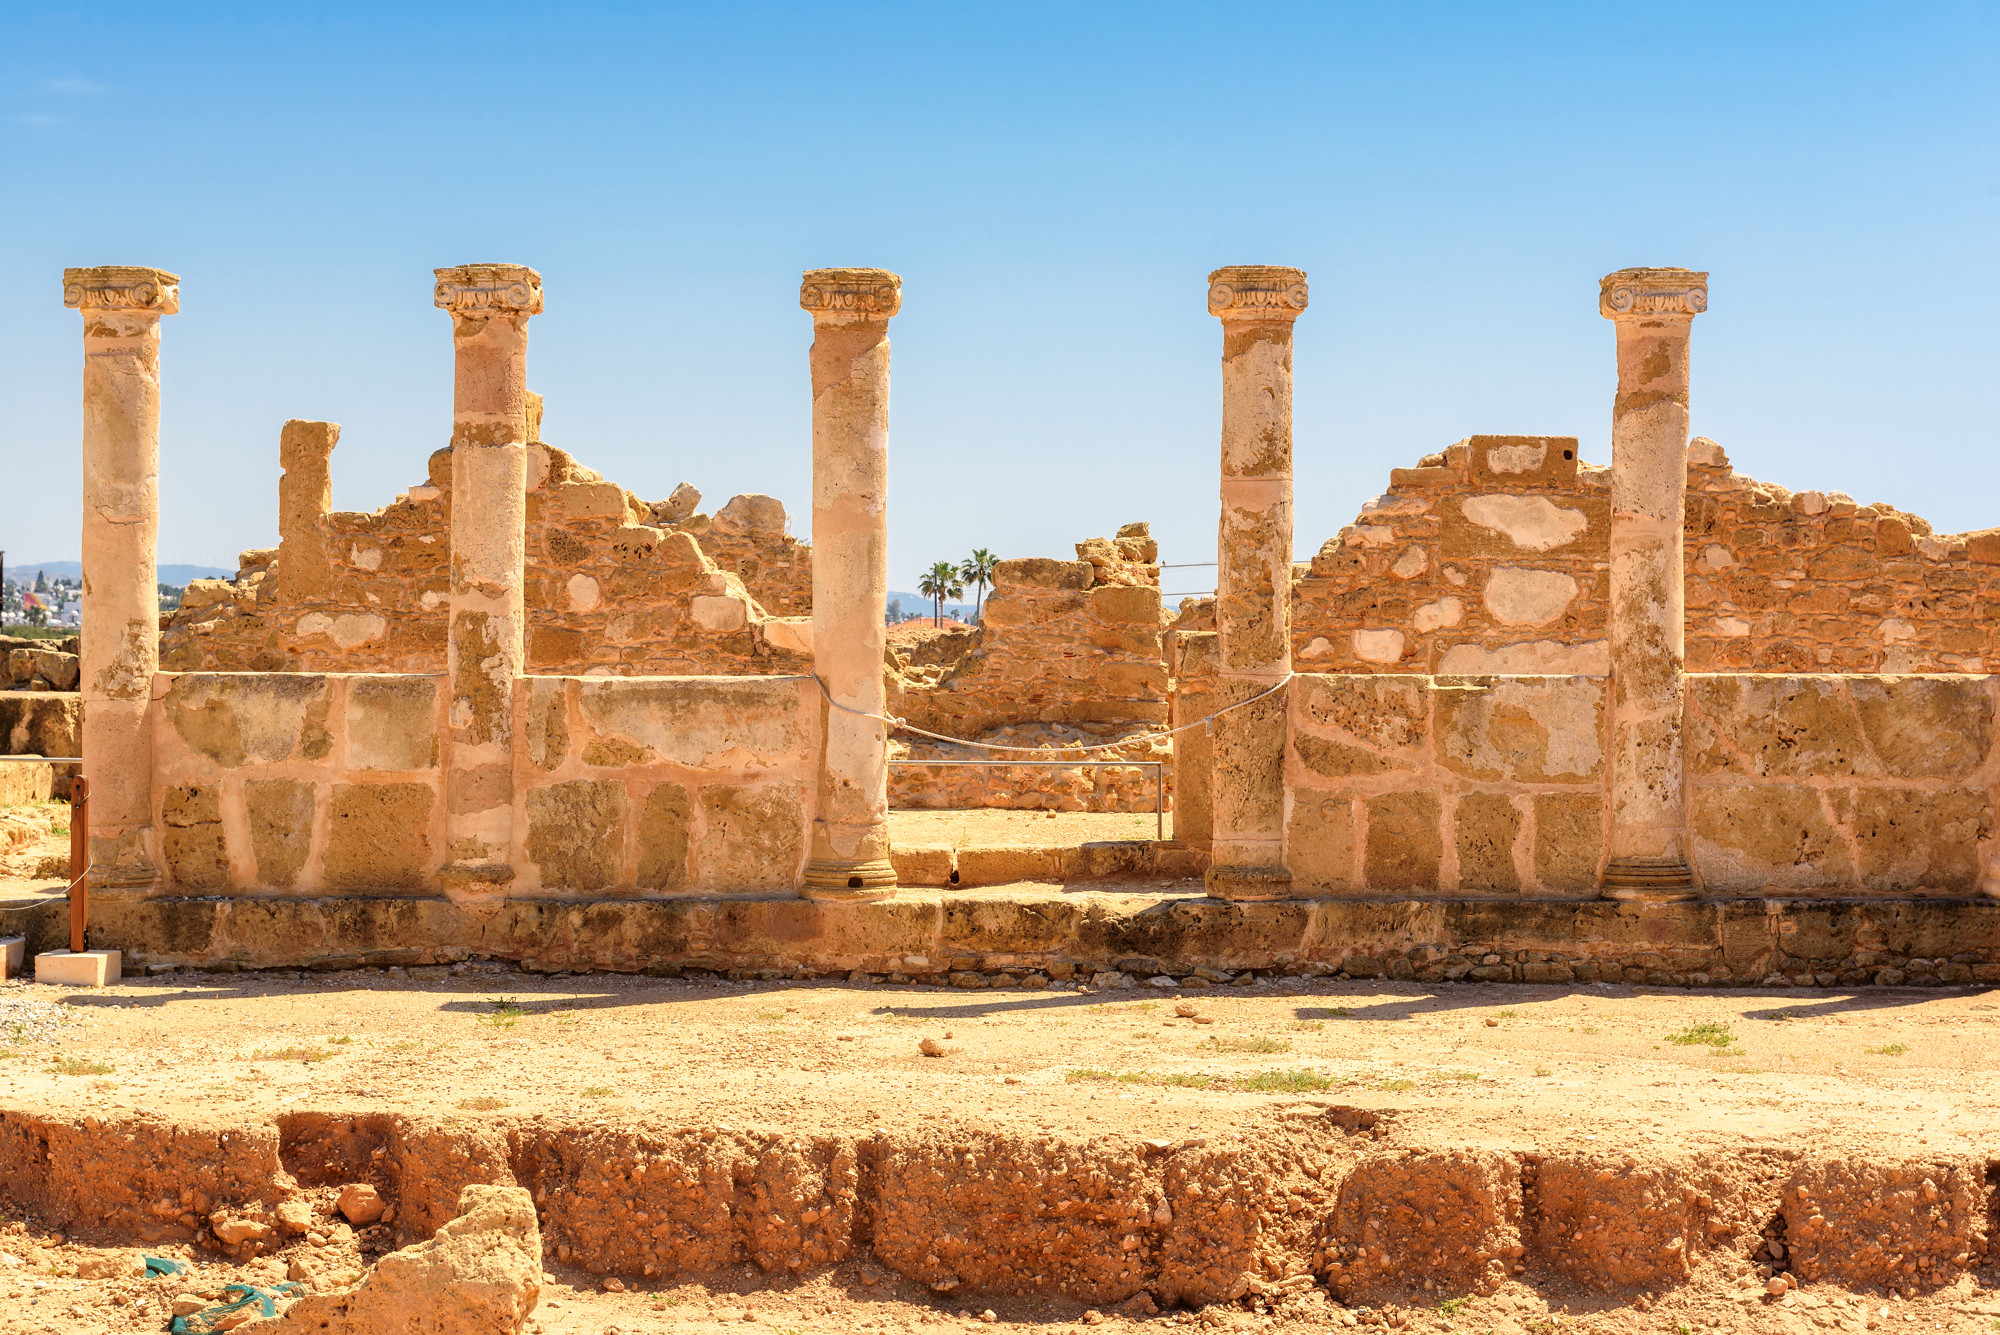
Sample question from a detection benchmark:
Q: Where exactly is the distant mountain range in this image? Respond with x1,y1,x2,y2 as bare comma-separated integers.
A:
888,590,976,618
3,560,234,586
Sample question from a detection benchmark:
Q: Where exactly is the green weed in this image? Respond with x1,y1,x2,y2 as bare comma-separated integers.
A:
1666,1021,1735,1048
480,998,525,1029
1867,1043,1908,1056
1534,1066,1552,1077
456,1095,505,1111
47,1058,112,1076
1380,1078,1416,1092
1199,1035,1291,1054
249,1046,330,1063
1438,1295,1469,1317
580,1086,614,1097
1288,1020,1325,1032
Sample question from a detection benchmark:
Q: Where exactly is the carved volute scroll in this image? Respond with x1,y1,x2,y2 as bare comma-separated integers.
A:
1207,265,1309,321
1599,267,1709,320
799,268,902,320
433,263,544,317
62,266,181,315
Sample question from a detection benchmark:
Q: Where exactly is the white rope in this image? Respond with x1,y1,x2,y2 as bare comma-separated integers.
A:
808,672,1293,757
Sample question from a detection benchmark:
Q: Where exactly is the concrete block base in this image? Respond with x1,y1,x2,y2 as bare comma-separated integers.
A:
34,949,121,987
0,936,24,981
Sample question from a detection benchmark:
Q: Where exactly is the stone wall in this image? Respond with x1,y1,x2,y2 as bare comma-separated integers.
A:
1283,673,1607,896
148,672,818,896
895,527,1169,737
1292,434,1996,675
1687,674,1999,896
160,428,811,678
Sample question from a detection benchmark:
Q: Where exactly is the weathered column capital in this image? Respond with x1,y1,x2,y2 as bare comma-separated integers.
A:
800,268,902,321
63,266,180,315
1599,267,1708,320
1207,265,1308,322
433,264,544,317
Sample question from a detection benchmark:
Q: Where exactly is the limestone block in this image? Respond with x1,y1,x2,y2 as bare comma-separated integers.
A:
161,783,229,890
549,481,628,521
1435,640,1608,675
1849,676,1994,780
712,493,788,538
690,595,748,632
577,678,805,768
991,558,1092,591
33,950,120,987
761,618,813,657
1437,678,1604,783
523,679,569,771
1852,787,1991,893
1468,434,1579,486
1782,1159,1984,1289
1692,786,1852,892
322,784,434,891
1453,494,1593,553
1292,731,1416,779
1285,791,1355,892
1294,673,1428,754
1352,629,1406,663
694,783,805,891
1327,1151,1521,1302
652,482,701,525
1455,793,1522,892
635,784,691,892
565,573,601,612
0,936,23,981
1090,584,1162,625
1481,568,1579,626
345,677,439,771
245,779,316,889
1533,792,1603,893
1363,790,1441,891
526,779,627,891
297,612,388,650
1413,597,1463,632
164,674,333,767
955,846,1063,886
1684,676,1868,778
890,845,954,887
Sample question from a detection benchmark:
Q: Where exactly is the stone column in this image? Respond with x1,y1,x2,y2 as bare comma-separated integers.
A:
800,268,900,900
275,419,338,600
64,266,178,890
1599,267,1708,901
1205,266,1308,902
433,264,541,905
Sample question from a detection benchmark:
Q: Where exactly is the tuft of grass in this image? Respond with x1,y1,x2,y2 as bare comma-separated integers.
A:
1288,1020,1325,1032
49,823,68,837
1581,1026,1600,1035
1199,1035,1291,1054
251,1045,331,1063
756,1010,788,1021
652,1294,682,1309
385,1039,420,1052
1867,1043,1908,1056
1298,1007,1353,1019
456,1095,506,1111
47,1058,112,1076
580,1085,614,1098
328,1035,354,1045
1235,1069,1342,1093
1495,1009,1518,1019
479,998,525,1029
1380,1078,1416,1092
1438,1295,1469,1317
1666,1020,1736,1048
1534,1066,1553,1077
1441,1069,1483,1082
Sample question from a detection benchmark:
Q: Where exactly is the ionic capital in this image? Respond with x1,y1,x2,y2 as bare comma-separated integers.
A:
1599,267,1708,320
1207,265,1308,321
63,266,180,316
434,264,544,317
800,268,901,320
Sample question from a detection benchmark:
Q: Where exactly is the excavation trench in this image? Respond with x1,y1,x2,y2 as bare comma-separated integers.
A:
0,1106,1988,1310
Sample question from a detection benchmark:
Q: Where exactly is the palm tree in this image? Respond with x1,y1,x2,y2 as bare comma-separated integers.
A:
918,560,964,628
958,548,999,625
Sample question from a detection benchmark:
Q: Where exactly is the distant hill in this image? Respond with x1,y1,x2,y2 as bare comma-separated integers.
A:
3,560,234,586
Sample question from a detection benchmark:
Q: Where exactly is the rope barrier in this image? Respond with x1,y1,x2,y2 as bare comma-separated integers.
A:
809,671,1293,757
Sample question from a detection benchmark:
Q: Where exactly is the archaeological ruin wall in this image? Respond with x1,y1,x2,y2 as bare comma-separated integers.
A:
1294,434,1995,676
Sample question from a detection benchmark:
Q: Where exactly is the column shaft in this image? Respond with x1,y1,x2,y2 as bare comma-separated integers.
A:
1205,266,1308,902
64,266,178,890
276,419,339,600
800,268,900,900
1600,267,1708,901
433,264,541,904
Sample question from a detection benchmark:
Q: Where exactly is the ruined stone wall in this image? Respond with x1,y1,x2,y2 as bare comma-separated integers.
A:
160,436,811,678
148,672,817,896
894,527,1169,738
1293,434,1990,675
1687,674,1999,896
1284,674,1607,896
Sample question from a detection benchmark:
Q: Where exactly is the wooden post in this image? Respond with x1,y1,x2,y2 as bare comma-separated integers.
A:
69,775,89,953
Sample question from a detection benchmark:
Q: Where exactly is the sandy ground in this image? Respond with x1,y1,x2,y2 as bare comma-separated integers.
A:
3,967,2000,1333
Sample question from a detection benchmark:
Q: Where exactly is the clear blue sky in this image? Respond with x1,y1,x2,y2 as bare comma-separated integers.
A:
3,2,1995,593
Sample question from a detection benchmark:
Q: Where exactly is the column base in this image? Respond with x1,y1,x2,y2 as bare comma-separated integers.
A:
1600,856,1699,903
802,858,898,901
1205,864,1293,902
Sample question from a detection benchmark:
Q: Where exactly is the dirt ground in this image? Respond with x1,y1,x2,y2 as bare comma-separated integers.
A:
3,965,2000,1334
